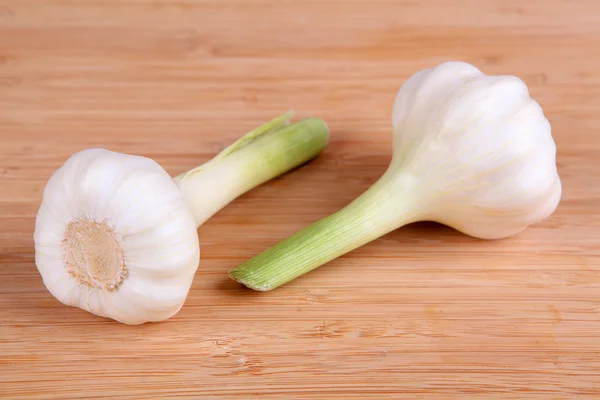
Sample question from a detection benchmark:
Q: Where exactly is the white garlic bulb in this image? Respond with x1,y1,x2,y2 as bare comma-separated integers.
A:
230,61,562,291
35,149,200,325
34,114,329,324
390,61,561,239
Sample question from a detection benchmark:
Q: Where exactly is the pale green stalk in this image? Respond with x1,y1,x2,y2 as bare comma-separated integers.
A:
229,170,420,291
175,112,329,227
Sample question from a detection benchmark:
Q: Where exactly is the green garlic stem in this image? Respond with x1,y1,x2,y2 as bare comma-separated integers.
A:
229,172,415,291
175,113,329,227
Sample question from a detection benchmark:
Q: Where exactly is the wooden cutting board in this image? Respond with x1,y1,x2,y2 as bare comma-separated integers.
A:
1,1,598,398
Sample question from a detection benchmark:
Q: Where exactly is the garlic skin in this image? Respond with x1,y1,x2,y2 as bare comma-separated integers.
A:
230,61,562,291
390,61,561,239
34,114,329,324
34,149,200,325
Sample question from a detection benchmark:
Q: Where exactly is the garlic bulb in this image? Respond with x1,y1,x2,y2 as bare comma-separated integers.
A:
34,113,329,324
230,61,562,291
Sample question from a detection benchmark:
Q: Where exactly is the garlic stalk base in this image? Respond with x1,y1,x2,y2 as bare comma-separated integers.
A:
174,113,329,227
229,171,418,291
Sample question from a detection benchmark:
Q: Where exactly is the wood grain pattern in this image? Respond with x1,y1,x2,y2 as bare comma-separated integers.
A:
1,0,599,398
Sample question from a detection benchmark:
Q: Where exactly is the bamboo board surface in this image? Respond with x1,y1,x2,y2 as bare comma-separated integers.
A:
1,1,599,398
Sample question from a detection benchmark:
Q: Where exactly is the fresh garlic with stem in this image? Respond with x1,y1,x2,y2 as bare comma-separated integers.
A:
230,61,562,291
34,112,329,324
